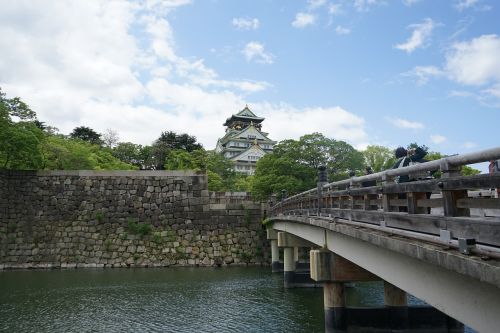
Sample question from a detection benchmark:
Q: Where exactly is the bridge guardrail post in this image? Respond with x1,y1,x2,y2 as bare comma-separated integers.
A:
381,174,394,213
440,161,470,218
317,165,328,215
407,191,428,214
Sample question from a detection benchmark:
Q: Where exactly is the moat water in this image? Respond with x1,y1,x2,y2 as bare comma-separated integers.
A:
0,267,472,333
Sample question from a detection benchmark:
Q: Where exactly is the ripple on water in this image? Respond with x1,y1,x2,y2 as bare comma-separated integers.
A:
0,268,475,333
0,268,324,333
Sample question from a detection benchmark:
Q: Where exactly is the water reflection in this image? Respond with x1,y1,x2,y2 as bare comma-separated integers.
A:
0,268,324,333
0,268,474,333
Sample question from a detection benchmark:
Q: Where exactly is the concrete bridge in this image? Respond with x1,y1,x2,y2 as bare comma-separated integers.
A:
266,147,500,333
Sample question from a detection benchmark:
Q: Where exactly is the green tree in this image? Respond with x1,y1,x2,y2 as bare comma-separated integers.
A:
407,142,429,152
138,145,156,170
42,136,136,170
233,174,253,192
425,151,480,177
0,88,45,169
164,149,236,191
152,131,203,170
70,126,103,145
252,153,314,200
363,145,396,172
112,142,143,167
251,133,364,199
276,133,364,180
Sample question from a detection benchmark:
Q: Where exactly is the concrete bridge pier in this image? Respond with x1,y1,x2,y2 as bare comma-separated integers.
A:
267,229,282,273
294,246,299,267
311,248,378,333
324,281,346,333
384,282,408,330
310,248,464,332
283,246,296,287
278,232,319,288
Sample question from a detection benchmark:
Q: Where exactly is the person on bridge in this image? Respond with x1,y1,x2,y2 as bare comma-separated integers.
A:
392,146,432,213
392,146,428,183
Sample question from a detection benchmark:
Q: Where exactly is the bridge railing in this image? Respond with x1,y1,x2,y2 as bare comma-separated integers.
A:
270,147,500,248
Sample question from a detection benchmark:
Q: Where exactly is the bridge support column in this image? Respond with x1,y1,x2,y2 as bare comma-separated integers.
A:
324,282,346,333
384,281,409,330
294,246,299,266
270,240,280,272
278,232,318,288
283,247,295,288
267,229,282,273
311,248,379,333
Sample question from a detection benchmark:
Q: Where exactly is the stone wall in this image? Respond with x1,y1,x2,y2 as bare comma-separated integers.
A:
0,170,269,269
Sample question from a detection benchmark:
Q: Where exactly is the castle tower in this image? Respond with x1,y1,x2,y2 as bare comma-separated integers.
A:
215,105,276,175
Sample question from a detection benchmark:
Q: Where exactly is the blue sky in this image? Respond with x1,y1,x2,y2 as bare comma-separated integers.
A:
1,0,499,159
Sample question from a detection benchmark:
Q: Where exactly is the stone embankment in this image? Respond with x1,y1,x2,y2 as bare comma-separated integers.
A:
0,170,269,269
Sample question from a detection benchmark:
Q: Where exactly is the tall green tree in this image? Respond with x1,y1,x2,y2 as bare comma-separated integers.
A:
0,88,45,169
70,126,103,146
152,131,203,170
112,142,144,167
42,136,136,170
363,145,396,172
252,153,315,200
251,133,364,199
164,149,236,191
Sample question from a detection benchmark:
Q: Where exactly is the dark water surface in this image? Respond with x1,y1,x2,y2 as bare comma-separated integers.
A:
0,267,472,333
0,267,326,333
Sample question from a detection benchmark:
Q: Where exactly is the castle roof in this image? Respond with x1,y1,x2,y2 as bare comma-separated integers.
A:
223,105,264,126
229,142,267,161
218,124,275,146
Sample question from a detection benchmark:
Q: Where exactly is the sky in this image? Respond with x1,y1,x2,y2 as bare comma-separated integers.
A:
1,0,499,159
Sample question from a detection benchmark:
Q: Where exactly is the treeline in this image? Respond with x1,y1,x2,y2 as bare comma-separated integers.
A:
1,88,480,198
0,88,241,191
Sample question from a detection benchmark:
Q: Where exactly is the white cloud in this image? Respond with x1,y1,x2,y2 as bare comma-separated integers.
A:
454,0,492,11
394,18,436,53
328,3,343,15
308,0,327,9
403,66,444,85
144,0,192,10
430,134,447,144
335,26,351,35
0,0,371,151
402,0,421,6
292,13,316,28
403,35,500,107
354,0,386,12
257,104,367,144
387,117,425,130
442,35,500,106
482,84,500,98
445,34,500,86
242,42,275,64
455,0,478,10
453,0,492,11
232,17,259,30
0,0,270,146
463,141,478,149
